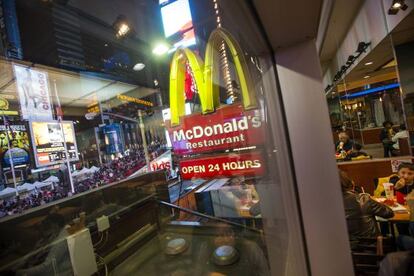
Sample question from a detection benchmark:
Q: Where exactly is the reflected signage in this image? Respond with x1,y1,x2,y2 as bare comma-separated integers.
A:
160,0,196,48
14,65,53,121
30,121,79,167
117,94,153,107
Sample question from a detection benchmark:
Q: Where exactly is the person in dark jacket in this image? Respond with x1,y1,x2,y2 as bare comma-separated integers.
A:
339,170,394,249
345,143,370,160
380,121,395,157
378,250,414,276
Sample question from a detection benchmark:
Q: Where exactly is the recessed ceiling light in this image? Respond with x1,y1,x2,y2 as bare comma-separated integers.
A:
363,75,370,79
364,61,373,66
392,2,402,9
133,63,145,71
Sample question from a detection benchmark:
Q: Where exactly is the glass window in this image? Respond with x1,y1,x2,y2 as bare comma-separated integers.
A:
0,1,308,275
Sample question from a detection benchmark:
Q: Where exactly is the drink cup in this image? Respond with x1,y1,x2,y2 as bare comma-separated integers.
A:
383,183,394,200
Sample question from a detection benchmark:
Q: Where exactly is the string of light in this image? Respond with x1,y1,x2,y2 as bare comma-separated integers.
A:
213,0,236,102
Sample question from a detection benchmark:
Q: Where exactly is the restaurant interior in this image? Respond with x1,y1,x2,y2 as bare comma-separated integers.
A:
322,2,414,273
325,5,414,190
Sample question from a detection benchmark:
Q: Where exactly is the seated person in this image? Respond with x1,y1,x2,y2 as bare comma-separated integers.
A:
392,124,409,154
335,132,354,156
340,170,394,249
380,121,396,158
374,163,414,198
378,250,414,276
15,212,72,275
394,163,414,200
397,223,414,251
345,143,370,160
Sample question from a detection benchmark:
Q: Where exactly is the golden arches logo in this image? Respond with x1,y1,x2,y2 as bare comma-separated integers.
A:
169,28,257,126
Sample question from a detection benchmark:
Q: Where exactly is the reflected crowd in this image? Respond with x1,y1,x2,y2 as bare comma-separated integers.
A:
0,143,165,218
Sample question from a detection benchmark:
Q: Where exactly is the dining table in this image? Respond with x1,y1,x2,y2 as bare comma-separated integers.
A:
373,197,412,245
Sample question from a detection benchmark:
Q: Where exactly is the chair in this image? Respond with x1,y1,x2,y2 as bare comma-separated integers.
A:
352,236,394,275
398,138,411,156
373,178,379,192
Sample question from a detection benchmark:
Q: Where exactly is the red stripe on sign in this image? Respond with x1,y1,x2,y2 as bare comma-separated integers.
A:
179,151,265,180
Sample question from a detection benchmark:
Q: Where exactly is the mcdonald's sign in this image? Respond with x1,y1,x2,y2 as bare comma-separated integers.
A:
166,28,265,155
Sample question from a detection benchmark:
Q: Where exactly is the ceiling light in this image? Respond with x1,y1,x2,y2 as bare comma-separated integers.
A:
117,24,130,37
113,15,131,38
393,2,402,8
133,63,145,71
364,61,373,66
363,75,370,79
388,0,408,14
152,43,170,56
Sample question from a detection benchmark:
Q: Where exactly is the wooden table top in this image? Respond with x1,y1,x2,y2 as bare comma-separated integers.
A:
389,211,410,222
373,197,411,222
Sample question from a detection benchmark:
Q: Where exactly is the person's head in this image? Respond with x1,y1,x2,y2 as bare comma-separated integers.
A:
399,124,407,131
339,170,354,192
353,143,362,152
338,132,350,143
383,121,393,129
397,163,414,184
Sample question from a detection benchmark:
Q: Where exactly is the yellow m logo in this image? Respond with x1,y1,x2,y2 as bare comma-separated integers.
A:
169,28,257,126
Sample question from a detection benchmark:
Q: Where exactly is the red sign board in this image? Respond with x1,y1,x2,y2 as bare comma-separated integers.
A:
179,151,265,180
167,104,265,155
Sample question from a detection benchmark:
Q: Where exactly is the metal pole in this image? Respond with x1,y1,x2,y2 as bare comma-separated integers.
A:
138,110,151,171
357,111,365,145
98,100,105,125
94,127,103,165
53,80,75,194
3,115,18,195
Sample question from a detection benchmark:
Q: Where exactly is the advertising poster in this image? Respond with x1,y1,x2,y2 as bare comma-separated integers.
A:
14,64,53,121
391,159,413,172
102,124,125,154
30,121,79,167
0,124,30,167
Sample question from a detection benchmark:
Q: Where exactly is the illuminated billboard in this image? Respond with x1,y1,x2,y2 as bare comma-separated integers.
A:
29,121,79,167
160,0,196,48
0,124,30,167
102,124,125,154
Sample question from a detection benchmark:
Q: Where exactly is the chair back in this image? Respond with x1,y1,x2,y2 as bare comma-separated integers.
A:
352,236,393,275
398,138,411,156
